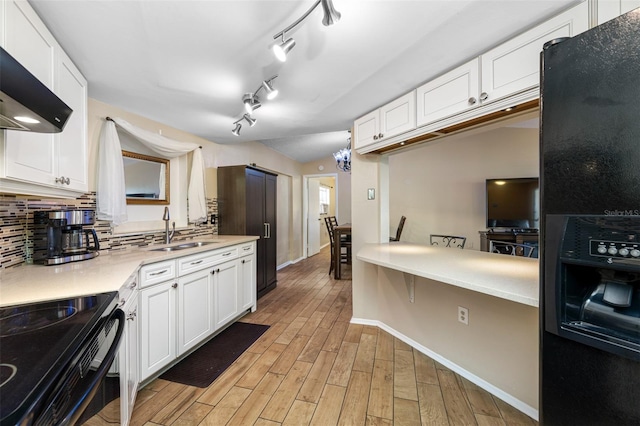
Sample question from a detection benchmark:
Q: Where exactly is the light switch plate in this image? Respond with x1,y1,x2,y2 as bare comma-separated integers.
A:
367,188,375,200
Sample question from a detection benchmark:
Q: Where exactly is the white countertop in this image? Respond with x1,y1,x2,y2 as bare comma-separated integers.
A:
0,236,258,307
357,243,539,307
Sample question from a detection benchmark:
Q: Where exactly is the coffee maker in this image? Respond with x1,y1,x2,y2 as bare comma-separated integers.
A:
33,210,100,265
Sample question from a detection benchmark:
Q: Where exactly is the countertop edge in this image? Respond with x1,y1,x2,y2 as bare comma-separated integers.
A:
357,243,539,308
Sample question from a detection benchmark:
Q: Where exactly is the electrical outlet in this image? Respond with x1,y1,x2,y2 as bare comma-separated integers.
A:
458,306,469,325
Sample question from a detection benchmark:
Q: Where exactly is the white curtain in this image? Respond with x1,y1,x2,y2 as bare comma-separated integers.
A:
97,118,207,225
97,120,128,225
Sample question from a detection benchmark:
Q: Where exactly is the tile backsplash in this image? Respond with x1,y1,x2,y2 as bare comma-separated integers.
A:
0,192,218,269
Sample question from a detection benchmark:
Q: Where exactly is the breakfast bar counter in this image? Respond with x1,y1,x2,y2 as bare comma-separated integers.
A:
357,242,539,307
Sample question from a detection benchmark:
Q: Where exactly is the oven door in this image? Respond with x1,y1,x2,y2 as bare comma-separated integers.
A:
34,307,125,425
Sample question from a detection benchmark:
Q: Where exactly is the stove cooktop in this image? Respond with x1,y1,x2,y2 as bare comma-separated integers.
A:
0,292,117,425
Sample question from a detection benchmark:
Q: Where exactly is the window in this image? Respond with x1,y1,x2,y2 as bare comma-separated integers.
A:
320,185,330,215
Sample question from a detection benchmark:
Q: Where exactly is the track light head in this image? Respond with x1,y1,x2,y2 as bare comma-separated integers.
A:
232,122,242,136
242,93,261,114
320,0,341,26
243,114,257,127
262,77,279,100
273,37,295,62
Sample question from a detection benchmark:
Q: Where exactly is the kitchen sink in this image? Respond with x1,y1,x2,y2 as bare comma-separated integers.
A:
148,240,224,252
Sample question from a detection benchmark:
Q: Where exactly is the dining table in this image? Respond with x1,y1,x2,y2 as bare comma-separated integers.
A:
333,223,352,279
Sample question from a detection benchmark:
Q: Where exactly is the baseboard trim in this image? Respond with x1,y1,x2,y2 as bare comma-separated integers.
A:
350,316,539,421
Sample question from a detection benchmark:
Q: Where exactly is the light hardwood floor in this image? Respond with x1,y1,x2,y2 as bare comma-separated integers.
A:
123,246,538,426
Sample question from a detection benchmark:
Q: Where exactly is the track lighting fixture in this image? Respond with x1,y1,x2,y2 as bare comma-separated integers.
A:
242,93,261,114
272,0,341,62
231,114,257,136
261,77,279,100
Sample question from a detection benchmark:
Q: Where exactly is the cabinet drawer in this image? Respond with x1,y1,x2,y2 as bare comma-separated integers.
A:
178,246,239,276
238,242,255,257
139,260,176,288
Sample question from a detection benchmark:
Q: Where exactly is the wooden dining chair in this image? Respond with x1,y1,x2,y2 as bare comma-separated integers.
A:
489,240,536,257
325,217,351,275
430,234,466,249
389,216,406,242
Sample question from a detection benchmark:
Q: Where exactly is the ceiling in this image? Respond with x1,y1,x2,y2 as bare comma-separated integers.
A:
29,0,578,163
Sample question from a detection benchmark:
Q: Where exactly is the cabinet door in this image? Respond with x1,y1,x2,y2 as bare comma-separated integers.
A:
240,253,256,312
121,295,139,426
2,0,56,184
139,281,176,381
177,268,214,355
379,91,416,140
416,59,479,127
246,168,266,293
481,1,588,104
264,173,278,290
353,109,379,150
55,51,88,193
598,0,640,24
214,259,239,329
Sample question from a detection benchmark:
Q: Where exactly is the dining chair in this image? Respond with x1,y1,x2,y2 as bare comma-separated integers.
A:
430,234,466,249
489,240,536,257
389,216,406,242
325,217,351,275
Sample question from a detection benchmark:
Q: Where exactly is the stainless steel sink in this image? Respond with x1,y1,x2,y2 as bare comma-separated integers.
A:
148,240,224,252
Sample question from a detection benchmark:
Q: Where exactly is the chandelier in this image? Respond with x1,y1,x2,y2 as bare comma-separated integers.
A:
333,137,351,172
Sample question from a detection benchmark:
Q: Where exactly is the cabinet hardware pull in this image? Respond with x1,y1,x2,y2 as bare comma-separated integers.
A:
129,281,137,289
242,259,245,264
172,283,178,288
190,260,203,265
264,223,268,238
119,298,126,307
150,269,169,276
223,252,231,257
373,134,378,140
480,92,488,101
468,97,477,105
243,247,251,251
211,269,215,275
216,268,220,273
127,310,137,320
379,133,384,138
55,176,70,185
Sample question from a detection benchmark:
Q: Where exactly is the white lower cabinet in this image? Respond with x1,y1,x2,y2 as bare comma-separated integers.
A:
138,241,257,383
213,259,239,329
239,248,257,312
120,288,139,426
178,268,214,355
139,279,177,381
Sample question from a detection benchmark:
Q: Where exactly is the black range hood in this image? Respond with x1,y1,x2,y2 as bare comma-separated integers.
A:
0,46,73,133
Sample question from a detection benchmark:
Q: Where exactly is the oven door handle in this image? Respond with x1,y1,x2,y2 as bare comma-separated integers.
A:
62,308,125,425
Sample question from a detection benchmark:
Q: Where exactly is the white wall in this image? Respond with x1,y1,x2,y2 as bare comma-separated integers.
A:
388,126,539,249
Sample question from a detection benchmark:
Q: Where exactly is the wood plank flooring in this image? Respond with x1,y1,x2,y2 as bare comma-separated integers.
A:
113,246,539,425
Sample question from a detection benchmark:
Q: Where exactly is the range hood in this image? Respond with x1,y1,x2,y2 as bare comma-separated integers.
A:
0,47,72,133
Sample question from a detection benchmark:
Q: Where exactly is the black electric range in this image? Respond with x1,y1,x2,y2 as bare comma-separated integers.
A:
0,292,120,425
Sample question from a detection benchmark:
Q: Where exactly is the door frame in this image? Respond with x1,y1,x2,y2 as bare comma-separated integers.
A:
302,173,339,260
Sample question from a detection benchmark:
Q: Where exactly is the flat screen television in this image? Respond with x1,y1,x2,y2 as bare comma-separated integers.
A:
486,177,539,230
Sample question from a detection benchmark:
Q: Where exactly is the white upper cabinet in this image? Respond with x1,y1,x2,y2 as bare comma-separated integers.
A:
597,0,640,24
354,91,416,150
416,58,480,127
0,0,88,198
480,1,589,104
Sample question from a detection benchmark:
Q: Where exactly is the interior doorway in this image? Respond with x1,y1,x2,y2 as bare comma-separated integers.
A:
303,173,337,258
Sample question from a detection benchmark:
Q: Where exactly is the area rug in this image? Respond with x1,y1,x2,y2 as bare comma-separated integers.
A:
160,322,270,388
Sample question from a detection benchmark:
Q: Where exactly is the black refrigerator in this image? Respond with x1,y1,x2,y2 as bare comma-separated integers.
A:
540,9,640,426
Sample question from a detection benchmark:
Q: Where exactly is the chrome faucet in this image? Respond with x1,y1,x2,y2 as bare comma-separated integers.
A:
163,206,175,244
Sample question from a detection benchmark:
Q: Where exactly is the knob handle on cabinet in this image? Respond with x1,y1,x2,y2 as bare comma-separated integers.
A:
373,135,378,140
480,92,488,101
127,310,137,321
468,97,477,105
55,176,70,185
172,283,178,288
378,133,384,138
